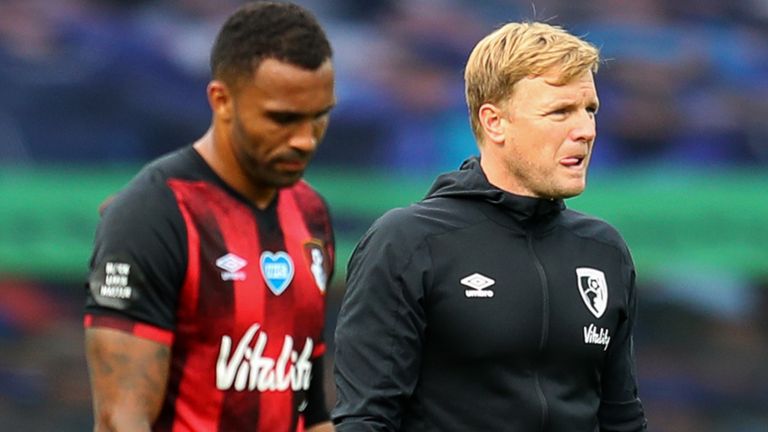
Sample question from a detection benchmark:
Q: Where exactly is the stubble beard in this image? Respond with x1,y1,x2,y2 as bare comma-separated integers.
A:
507,158,586,200
240,151,303,190
231,115,304,191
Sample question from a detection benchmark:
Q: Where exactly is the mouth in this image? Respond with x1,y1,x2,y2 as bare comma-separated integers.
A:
559,155,587,169
275,158,308,172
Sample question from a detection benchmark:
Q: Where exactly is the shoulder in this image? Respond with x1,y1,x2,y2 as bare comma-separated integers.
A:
132,147,202,191
282,180,335,248
363,196,485,249
100,149,195,229
287,180,330,214
559,208,631,255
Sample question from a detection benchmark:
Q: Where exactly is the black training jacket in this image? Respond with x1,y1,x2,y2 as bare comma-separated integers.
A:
332,157,647,432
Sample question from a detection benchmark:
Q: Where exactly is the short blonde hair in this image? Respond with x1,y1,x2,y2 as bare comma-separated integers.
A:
464,22,600,141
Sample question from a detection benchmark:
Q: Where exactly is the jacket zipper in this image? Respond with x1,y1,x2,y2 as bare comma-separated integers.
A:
528,233,550,431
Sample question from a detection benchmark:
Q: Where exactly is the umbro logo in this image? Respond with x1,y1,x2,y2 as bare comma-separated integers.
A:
461,273,495,298
216,253,247,281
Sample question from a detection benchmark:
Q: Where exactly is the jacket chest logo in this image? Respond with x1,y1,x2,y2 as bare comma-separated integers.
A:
260,251,294,296
576,267,608,318
461,272,495,298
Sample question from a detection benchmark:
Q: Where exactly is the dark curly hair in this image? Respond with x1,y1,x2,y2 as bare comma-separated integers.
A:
210,1,332,87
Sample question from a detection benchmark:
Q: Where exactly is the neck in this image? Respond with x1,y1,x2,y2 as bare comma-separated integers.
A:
479,150,528,198
193,126,276,209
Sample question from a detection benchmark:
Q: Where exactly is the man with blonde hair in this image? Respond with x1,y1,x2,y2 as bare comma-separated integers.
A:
332,21,647,431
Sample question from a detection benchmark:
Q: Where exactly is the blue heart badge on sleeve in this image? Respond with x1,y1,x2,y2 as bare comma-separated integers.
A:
260,251,294,296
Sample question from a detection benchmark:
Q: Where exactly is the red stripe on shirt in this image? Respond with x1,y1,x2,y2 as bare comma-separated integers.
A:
279,188,327,359
210,180,266,431
168,180,229,431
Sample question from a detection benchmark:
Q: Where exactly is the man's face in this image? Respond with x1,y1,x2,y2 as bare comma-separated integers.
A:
496,69,598,199
229,58,335,189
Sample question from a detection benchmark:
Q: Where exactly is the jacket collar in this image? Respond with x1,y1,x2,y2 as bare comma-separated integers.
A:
426,157,565,224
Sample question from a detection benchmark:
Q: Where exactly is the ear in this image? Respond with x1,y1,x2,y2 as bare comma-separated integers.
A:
207,80,234,122
478,102,507,145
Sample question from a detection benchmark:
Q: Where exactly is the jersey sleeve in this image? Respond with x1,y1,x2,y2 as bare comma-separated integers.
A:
598,246,648,431
84,173,187,344
302,355,331,427
332,209,429,431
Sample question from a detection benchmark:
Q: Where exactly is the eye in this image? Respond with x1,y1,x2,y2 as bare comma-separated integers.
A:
548,107,570,118
268,112,302,125
586,105,599,118
312,111,331,123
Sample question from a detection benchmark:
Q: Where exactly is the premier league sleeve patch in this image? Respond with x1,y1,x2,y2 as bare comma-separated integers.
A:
88,258,142,310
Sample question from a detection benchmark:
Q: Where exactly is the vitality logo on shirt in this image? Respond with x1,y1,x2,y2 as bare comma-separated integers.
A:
576,267,608,318
216,323,313,392
216,253,247,281
583,323,611,351
260,251,294,296
461,272,495,298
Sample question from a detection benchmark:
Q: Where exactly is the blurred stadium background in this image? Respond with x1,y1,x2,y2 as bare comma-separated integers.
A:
1,0,767,430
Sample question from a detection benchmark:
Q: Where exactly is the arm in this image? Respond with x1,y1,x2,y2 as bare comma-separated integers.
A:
306,422,334,432
84,173,185,431
303,356,332,430
85,327,171,431
332,213,429,431
598,263,647,431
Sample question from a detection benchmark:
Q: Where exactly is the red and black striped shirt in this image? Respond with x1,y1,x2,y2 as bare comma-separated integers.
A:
85,146,334,431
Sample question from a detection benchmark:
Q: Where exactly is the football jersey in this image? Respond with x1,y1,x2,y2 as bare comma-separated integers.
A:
85,146,334,431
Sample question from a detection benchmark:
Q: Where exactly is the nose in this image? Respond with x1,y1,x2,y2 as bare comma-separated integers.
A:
289,120,318,153
570,110,596,143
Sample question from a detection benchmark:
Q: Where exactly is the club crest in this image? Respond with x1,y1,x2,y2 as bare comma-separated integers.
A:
576,267,608,318
303,241,329,294
260,251,294,296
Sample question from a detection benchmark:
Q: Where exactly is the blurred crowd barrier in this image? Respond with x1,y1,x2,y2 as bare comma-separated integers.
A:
1,0,767,168
1,0,767,430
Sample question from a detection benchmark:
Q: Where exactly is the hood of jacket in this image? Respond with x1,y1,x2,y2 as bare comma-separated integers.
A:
425,157,565,224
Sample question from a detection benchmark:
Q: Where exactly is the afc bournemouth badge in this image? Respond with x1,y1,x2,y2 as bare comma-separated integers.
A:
303,240,330,294
576,267,608,319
